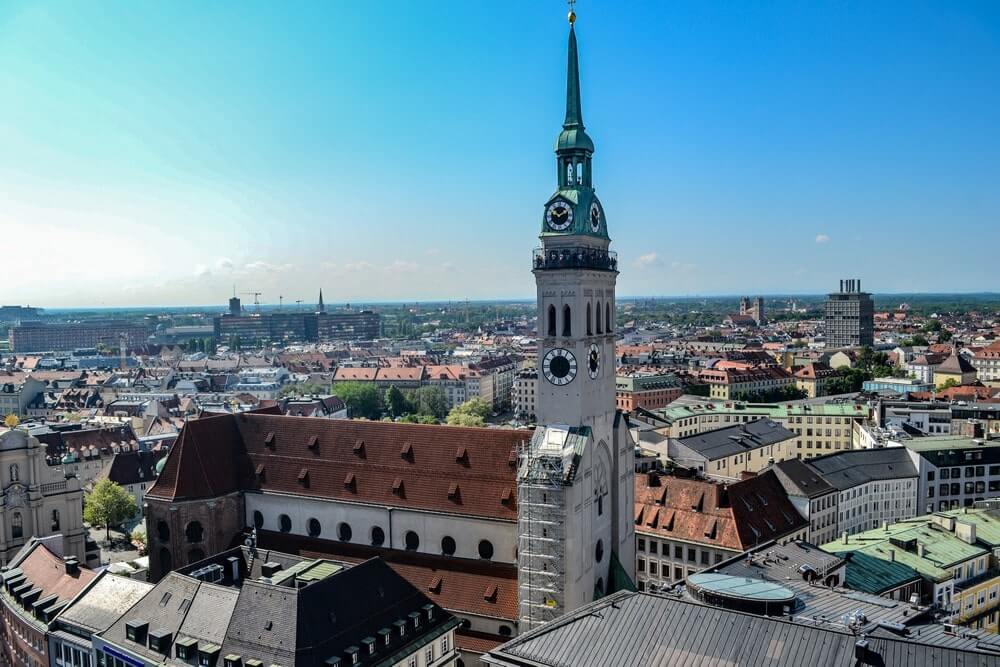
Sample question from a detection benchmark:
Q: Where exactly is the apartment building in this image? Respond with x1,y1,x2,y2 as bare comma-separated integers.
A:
614,373,682,412
699,366,794,400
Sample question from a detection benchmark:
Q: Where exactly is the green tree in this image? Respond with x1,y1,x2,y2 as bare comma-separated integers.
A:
447,398,492,426
84,479,138,542
414,386,449,419
923,319,943,333
938,378,961,391
385,385,409,419
902,335,929,347
332,381,382,419
939,330,953,342
203,337,217,355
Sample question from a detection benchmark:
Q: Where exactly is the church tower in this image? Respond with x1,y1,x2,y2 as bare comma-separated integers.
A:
517,9,635,631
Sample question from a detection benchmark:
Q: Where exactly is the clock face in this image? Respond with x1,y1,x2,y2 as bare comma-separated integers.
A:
589,201,601,233
543,348,577,386
588,343,601,379
546,201,573,231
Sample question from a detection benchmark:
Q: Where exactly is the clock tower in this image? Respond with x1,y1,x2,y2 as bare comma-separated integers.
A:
517,9,635,631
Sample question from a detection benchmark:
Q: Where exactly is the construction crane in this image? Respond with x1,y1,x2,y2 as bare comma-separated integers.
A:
295,299,303,311
241,291,262,313
278,295,284,310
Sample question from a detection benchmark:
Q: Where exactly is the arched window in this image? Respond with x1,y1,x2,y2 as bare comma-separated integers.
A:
441,536,456,556
337,522,352,542
279,514,292,533
159,547,172,573
498,625,513,638
562,305,572,337
156,520,170,542
595,301,602,334
308,518,322,538
371,526,385,547
253,511,263,529
576,162,583,184
9,464,18,482
187,548,205,564
595,539,604,564
478,540,494,560
185,521,203,543
596,577,605,596
11,513,22,539
586,303,593,335
606,301,612,332
547,305,556,337
51,509,60,531
565,162,574,186
404,531,420,551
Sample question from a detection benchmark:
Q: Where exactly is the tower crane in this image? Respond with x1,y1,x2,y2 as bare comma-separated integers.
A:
242,291,262,313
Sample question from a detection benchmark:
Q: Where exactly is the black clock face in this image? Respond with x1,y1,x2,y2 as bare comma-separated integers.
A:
546,201,573,231
589,201,601,232
543,348,577,386
588,343,600,379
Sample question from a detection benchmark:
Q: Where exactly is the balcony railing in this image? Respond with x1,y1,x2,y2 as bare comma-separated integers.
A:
532,247,618,272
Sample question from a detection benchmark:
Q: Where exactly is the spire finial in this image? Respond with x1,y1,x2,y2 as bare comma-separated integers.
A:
564,7,583,129
568,0,576,25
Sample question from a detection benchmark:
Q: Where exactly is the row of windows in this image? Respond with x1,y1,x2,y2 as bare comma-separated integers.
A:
545,302,614,337
930,466,1000,481
252,511,497,558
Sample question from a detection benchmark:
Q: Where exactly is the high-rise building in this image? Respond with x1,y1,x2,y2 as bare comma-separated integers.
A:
8,320,151,353
824,278,874,348
518,11,635,631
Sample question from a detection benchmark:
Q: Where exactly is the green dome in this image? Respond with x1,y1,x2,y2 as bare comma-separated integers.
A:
556,127,594,154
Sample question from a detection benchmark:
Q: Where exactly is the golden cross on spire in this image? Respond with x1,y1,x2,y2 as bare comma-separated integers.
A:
568,0,576,24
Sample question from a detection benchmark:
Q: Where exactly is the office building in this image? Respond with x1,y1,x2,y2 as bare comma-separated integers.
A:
8,320,151,353
824,279,874,348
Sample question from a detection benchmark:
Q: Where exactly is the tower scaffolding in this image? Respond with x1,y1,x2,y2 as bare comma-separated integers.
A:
517,427,575,631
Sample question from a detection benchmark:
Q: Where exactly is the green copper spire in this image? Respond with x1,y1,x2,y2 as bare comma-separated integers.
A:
564,25,583,129
556,24,594,154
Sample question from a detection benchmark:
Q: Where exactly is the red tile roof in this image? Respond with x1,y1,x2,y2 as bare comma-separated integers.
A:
257,530,519,621
14,541,97,605
635,471,807,551
147,414,529,521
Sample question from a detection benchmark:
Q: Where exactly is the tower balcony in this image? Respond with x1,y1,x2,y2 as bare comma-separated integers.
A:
532,247,618,272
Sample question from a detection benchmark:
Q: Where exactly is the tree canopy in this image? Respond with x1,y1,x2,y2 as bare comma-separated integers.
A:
84,479,138,541
446,398,492,427
332,381,382,420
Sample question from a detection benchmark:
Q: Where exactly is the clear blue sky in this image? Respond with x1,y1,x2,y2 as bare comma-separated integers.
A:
2,1,998,307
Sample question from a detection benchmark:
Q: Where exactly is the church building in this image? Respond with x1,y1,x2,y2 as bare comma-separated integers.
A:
143,12,633,666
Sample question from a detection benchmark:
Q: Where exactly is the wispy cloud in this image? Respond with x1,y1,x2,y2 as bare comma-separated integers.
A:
815,234,830,244
215,257,234,271
634,252,660,268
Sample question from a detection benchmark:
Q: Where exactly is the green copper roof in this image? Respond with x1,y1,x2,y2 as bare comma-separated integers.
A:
898,435,994,452
556,26,594,154
651,400,868,424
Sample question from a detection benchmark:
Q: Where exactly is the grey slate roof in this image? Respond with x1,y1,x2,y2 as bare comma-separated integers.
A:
484,591,1000,667
806,448,918,491
772,458,836,498
673,419,795,460
56,571,153,633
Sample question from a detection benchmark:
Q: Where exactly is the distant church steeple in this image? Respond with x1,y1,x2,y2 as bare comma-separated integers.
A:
318,289,325,313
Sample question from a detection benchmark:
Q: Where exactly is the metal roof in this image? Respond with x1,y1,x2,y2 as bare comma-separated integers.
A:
484,591,1000,667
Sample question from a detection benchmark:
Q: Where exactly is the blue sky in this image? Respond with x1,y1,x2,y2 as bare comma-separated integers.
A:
1,1,998,307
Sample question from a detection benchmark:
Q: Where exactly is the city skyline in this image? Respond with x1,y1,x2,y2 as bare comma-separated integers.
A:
3,1,999,307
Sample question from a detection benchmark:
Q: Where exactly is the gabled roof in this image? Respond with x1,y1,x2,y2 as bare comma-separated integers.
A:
147,414,527,521
806,448,918,491
56,571,153,633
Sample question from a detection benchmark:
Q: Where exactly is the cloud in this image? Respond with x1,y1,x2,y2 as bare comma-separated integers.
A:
424,248,440,256
815,234,831,244
193,264,211,277
634,252,660,268
243,260,292,273
215,257,235,271
386,260,419,273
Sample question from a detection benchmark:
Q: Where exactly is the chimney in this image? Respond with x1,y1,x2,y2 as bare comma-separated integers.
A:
840,280,844,292
916,543,925,558
647,471,661,487
888,549,895,562
842,531,849,545
64,557,79,576
857,278,862,292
